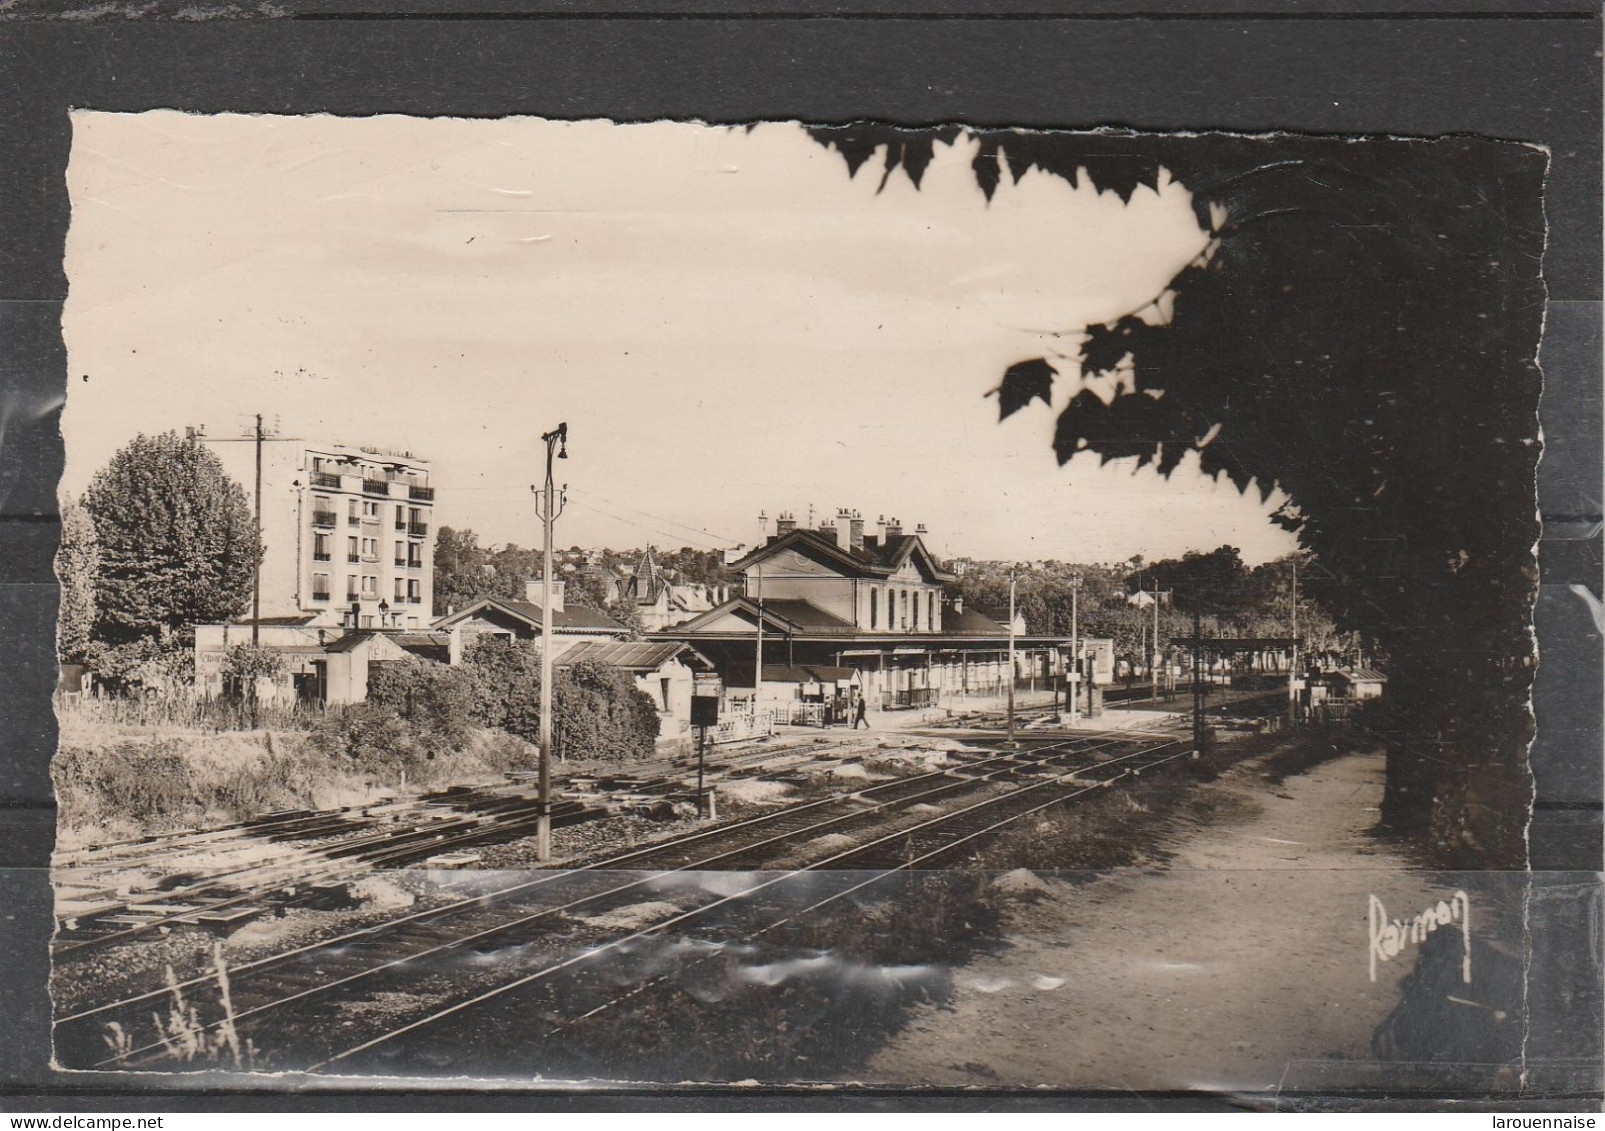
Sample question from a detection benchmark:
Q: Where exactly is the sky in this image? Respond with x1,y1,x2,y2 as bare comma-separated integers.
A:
60,112,1297,565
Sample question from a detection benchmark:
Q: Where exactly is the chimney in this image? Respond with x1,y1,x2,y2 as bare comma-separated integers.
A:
835,509,853,552
775,511,797,536
873,515,887,549
915,522,928,538
952,594,964,615
849,510,865,552
886,517,903,539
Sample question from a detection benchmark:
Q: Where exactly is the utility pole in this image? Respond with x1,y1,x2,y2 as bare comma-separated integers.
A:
197,417,301,647
1069,572,1083,719
251,414,264,646
1288,557,1300,727
533,423,568,863
1006,568,1017,745
1192,604,1206,753
754,510,767,717
1151,581,1161,704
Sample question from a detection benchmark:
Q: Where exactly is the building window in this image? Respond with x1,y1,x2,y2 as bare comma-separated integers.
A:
912,590,920,629
395,577,406,600
311,572,330,601
313,533,330,562
364,500,379,519
395,505,407,531
869,589,877,629
928,591,935,631
346,576,359,601
901,590,909,629
347,498,360,521
361,615,374,628
408,579,421,603
361,575,377,596
347,536,359,563
394,540,406,566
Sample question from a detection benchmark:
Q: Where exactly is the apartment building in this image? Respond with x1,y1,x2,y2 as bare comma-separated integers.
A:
208,438,435,628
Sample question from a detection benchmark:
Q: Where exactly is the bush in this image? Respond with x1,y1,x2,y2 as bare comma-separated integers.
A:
306,703,428,778
556,659,661,763
462,637,660,762
220,643,286,685
366,659,477,752
53,741,196,828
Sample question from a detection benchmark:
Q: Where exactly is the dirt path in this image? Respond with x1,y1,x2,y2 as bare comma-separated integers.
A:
860,748,1461,1096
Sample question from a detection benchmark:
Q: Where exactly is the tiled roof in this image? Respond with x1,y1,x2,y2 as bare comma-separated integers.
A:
943,608,1013,636
758,664,859,684
727,528,954,583
498,598,626,630
760,598,858,631
434,597,626,633
323,631,379,653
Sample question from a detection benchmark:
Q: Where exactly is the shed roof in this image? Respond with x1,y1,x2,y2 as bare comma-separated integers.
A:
557,639,711,673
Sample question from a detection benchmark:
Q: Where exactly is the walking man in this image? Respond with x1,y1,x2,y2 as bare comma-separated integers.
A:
853,694,869,729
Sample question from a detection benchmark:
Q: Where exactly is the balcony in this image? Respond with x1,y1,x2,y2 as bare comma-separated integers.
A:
347,515,361,526
408,522,429,537
362,478,390,496
407,595,423,604
361,554,380,564
409,485,434,501
407,560,424,570
311,590,331,602
347,554,360,564
313,552,332,562
345,593,360,604
311,472,342,489
311,510,337,527
394,558,408,568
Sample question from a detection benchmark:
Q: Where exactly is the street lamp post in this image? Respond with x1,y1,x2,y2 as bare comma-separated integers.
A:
533,423,568,864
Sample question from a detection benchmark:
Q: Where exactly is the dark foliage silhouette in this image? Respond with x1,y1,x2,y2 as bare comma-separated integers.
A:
809,125,1546,866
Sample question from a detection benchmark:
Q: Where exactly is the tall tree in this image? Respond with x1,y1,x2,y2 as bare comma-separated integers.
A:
82,431,260,649
809,128,1545,865
56,496,99,664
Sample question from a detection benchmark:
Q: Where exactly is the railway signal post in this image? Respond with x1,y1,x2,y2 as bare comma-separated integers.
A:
692,674,722,819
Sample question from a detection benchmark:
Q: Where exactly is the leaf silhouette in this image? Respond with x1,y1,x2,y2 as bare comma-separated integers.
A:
996,359,1056,420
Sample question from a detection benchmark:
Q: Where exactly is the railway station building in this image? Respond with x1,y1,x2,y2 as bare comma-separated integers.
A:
652,511,1074,719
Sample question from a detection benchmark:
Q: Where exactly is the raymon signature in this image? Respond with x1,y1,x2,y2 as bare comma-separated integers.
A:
1368,890,1471,983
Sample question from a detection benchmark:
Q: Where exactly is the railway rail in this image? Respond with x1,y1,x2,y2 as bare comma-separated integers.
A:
52,732,902,952
54,730,1191,1072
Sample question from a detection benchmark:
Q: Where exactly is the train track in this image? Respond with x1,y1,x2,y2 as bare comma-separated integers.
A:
304,733,1193,1076
52,733,902,953
55,732,1148,1070
55,730,1189,1072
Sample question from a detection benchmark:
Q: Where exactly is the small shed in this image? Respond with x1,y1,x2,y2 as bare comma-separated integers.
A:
1332,667,1388,701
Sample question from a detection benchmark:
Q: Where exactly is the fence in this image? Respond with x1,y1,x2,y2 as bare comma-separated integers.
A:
881,688,937,710
709,709,775,745
785,701,851,727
